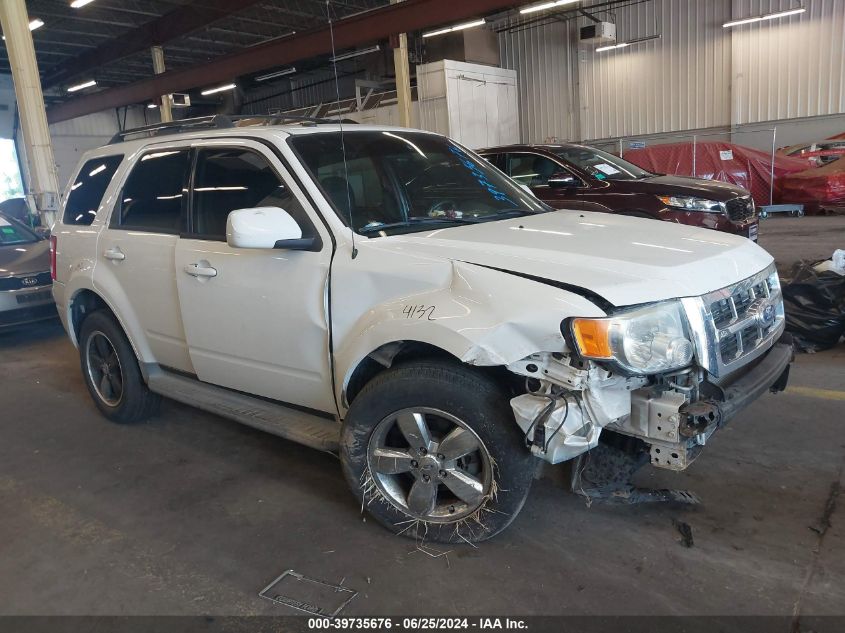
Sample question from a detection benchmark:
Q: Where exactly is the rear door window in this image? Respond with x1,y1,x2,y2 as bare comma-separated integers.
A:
0,215,38,245
63,155,123,225
114,149,190,233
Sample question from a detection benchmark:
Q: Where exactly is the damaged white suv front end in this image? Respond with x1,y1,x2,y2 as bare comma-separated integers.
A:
507,263,789,471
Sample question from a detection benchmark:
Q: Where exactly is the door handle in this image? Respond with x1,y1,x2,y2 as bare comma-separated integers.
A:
183,263,217,278
103,247,125,261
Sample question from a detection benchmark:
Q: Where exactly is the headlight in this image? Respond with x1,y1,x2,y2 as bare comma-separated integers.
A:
657,195,725,213
570,301,694,374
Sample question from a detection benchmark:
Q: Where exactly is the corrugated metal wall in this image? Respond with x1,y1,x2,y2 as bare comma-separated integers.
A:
498,19,576,143
498,0,845,143
577,0,732,140
731,0,845,124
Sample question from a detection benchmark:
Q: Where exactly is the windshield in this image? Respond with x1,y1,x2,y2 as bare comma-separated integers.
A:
290,131,551,236
0,213,38,245
553,146,652,181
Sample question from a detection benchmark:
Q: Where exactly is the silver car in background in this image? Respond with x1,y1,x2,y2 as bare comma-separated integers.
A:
0,212,56,328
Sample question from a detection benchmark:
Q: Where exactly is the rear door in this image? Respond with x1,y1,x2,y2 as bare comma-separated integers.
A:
174,139,335,413
95,146,194,373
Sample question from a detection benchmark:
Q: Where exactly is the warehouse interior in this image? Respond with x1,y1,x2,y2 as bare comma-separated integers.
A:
1,0,844,630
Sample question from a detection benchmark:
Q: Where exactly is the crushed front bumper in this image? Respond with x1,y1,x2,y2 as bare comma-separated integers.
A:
644,337,793,470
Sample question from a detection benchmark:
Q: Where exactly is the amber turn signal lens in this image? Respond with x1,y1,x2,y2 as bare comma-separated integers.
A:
571,318,612,358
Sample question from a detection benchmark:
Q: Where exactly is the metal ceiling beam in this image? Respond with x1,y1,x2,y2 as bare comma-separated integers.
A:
48,0,517,123
41,0,266,89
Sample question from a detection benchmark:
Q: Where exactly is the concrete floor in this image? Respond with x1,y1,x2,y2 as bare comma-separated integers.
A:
758,214,845,271
1,218,843,621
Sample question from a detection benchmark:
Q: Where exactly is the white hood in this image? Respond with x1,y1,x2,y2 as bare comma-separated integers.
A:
374,211,773,307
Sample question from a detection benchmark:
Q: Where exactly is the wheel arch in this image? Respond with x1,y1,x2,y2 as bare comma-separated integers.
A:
67,286,152,371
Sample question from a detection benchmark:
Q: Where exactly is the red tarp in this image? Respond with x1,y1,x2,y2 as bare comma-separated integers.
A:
779,155,845,211
623,141,809,206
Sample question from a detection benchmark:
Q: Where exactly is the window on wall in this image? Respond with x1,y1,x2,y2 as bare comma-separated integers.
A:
63,155,123,226
190,148,315,240
115,149,190,232
0,139,24,203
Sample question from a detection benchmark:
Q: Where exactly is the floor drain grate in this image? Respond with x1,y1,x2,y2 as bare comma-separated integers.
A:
259,569,358,618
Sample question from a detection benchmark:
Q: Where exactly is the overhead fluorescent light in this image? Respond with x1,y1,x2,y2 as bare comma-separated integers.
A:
329,45,381,63
520,0,578,15
422,19,486,38
255,67,297,82
200,83,236,96
723,7,805,28
147,103,158,109
67,79,96,92
70,0,96,7
596,42,629,52
595,34,660,53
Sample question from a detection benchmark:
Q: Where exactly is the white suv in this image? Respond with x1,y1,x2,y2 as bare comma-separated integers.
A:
52,116,792,543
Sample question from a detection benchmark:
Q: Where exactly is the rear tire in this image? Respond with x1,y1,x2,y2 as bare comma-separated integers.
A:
340,360,535,543
79,310,160,424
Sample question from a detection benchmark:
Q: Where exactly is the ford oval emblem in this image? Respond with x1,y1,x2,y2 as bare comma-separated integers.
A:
21,276,38,287
758,303,776,327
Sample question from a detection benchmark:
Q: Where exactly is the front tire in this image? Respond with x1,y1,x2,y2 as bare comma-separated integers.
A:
79,310,160,424
341,360,535,543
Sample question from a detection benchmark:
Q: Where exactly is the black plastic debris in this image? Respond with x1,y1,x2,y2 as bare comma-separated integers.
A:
673,519,694,548
781,261,845,352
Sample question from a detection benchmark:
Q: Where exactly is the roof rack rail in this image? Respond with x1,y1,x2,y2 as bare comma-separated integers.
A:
227,114,359,126
108,113,358,144
108,115,234,144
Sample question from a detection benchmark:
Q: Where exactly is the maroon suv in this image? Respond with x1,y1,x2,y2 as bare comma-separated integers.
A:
479,143,758,239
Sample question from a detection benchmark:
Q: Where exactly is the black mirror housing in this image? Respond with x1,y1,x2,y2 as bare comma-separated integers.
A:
273,237,317,251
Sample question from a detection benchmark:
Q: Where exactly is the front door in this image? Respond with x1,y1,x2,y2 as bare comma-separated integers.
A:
503,152,602,212
174,140,335,413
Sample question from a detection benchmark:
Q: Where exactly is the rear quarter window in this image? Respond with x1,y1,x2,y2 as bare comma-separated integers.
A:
63,155,123,225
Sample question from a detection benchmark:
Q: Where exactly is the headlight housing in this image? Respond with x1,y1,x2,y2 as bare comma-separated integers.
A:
569,301,695,375
657,195,725,213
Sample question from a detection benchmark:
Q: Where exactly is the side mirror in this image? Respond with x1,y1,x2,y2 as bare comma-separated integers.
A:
226,207,313,250
548,172,580,189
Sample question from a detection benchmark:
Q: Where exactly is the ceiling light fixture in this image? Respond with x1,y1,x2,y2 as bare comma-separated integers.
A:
723,7,805,28
255,67,297,82
595,42,629,52
147,103,158,109
67,79,97,92
519,0,578,15
200,83,236,96
329,45,381,63
595,34,660,53
70,0,96,7
422,19,486,38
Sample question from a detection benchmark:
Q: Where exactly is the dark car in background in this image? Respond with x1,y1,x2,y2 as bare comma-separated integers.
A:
479,143,758,239
0,212,56,329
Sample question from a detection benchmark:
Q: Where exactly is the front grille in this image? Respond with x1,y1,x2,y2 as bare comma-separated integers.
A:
725,196,755,223
0,272,52,291
681,264,785,377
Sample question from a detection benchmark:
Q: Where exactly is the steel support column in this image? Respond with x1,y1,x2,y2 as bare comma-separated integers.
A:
0,0,60,225
390,0,413,128
151,46,173,123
